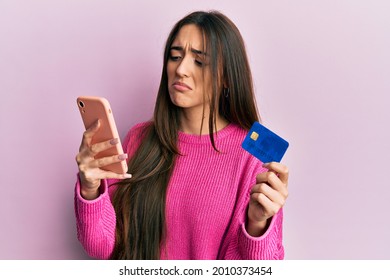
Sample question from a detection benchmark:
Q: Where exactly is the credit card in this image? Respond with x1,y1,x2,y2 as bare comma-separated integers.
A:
241,122,289,163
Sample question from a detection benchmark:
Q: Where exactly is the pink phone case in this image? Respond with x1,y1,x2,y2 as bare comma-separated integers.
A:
77,96,128,174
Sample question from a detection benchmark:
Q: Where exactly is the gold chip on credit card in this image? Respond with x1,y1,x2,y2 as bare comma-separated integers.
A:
250,131,259,141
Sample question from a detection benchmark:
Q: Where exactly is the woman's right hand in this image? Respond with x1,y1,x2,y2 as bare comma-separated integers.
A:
75,120,132,200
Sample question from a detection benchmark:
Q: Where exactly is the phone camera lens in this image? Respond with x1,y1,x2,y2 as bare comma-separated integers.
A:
79,101,85,108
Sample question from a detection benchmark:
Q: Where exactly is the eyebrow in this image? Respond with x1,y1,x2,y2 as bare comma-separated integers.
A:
170,46,207,56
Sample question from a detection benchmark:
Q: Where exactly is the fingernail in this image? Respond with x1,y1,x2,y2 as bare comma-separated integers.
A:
110,138,119,145
262,162,270,167
124,173,132,178
118,154,128,160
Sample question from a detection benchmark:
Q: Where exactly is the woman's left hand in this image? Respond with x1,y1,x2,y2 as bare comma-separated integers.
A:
246,162,289,237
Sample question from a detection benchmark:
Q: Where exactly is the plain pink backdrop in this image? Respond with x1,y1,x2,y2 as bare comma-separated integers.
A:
0,0,389,259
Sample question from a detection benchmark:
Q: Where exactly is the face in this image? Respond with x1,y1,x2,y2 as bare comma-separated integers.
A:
167,24,212,113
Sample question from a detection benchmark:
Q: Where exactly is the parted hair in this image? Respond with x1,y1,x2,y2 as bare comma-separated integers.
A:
111,10,259,259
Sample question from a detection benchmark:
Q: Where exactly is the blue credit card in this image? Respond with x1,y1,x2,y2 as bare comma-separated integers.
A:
242,122,289,163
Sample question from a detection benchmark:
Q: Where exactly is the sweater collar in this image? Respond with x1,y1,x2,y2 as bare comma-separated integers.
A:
177,123,239,144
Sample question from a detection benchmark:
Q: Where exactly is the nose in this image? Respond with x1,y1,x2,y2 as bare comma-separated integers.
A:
175,56,190,77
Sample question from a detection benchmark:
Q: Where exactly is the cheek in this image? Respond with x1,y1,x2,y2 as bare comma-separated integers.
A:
202,73,213,96
201,67,212,84
167,63,175,80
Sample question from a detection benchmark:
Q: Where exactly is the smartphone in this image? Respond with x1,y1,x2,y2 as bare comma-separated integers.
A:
76,96,128,174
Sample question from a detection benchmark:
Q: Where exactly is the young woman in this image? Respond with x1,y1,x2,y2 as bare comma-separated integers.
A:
75,10,289,260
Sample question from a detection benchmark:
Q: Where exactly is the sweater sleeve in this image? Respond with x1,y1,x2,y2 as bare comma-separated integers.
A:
74,122,150,259
74,177,116,259
219,161,285,260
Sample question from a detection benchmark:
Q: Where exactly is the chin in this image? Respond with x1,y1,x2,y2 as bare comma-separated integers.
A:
172,101,190,108
169,94,188,108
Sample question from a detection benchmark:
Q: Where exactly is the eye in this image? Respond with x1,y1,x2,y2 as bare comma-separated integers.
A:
169,55,181,61
169,49,182,61
194,60,203,66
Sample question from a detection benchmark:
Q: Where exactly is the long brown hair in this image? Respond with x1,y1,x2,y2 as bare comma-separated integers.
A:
111,10,260,259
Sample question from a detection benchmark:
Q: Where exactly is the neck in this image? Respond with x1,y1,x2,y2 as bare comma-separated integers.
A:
179,107,228,135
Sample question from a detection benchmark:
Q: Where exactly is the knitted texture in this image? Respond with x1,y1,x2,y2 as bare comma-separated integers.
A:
74,122,284,259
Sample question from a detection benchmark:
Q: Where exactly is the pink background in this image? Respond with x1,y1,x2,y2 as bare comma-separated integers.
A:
1,0,389,259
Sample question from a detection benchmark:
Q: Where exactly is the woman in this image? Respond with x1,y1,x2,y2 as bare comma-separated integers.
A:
75,10,289,260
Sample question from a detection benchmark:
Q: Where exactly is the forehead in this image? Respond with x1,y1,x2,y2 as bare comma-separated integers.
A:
171,24,205,50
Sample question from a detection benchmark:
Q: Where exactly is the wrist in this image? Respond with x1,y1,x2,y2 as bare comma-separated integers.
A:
246,219,269,237
80,186,100,200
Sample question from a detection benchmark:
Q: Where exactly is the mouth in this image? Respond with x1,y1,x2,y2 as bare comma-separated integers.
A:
172,81,192,91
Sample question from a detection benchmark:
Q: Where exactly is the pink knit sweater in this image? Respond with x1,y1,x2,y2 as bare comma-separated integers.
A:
74,122,284,259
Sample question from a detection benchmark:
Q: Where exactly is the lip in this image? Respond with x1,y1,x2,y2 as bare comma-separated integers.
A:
172,81,192,91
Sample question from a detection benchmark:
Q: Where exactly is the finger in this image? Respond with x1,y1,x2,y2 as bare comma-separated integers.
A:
78,137,119,163
82,168,132,183
90,153,128,169
89,138,120,157
252,192,279,216
80,119,101,149
256,171,282,185
101,171,132,180
251,183,286,205
255,172,288,197
262,162,289,184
